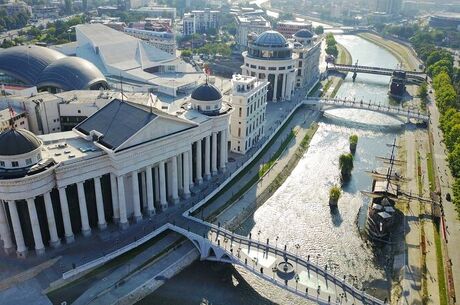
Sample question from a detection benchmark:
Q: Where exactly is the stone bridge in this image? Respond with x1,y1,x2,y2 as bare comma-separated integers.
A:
303,98,429,123
167,215,386,305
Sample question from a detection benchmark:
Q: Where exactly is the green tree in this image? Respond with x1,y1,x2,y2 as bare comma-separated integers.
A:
418,83,428,100
349,135,358,154
448,145,460,178
339,153,354,180
314,26,324,35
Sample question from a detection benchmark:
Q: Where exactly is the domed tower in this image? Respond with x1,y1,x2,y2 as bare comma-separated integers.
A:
190,82,223,115
293,29,315,46
241,30,296,102
0,128,43,172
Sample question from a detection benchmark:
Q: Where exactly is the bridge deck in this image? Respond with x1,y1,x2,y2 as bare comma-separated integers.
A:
327,64,426,83
304,98,429,122
172,216,385,305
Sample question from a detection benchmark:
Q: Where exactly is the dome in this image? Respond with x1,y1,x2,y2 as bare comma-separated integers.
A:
191,83,222,101
0,45,65,85
37,57,109,91
294,29,314,39
0,128,42,156
0,45,108,92
254,30,287,47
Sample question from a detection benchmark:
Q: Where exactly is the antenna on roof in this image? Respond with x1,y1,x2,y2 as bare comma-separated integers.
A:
8,103,15,130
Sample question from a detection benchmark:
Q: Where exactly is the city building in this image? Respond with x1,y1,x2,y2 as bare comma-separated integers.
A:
235,14,271,50
291,29,322,92
0,46,109,93
182,13,196,36
229,74,268,154
0,1,31,16
430,12,460,29
190,8,220,33
124,27,176,55
276,20,312,38
241,30,297,102
0,107,28,132
0,83,232,257
131,6,176,20
75,24,205,96
32,5,59,19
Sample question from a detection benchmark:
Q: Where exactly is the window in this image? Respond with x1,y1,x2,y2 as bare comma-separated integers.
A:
37,154,41,161
0,161,4,167
268,67,276,71
239,107,242,117
238,128,241,137
279,67,285,70
250,65,256,69
77,110,81,114
11,161,19,167
206,105,211,110
25,158,32,165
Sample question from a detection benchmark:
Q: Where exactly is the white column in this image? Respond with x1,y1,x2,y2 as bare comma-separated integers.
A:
177,154,183,192
273,74,278,101
188,149,193,188
141,171,147,211
219,131,226,171
171,156,179,204
77,182,91,237
117,175,129,230
0,201,14,254
282,73,287,100
58,187,74,243
196,139,203,184
154,166,160,204
166,161,173,199
145,166,155,215
211,132,218,175
110,174,120,223
204,135,211,180
43,192,60,248
182,151,191,199
131,171,142,223
8,201,27,257
26,198,45,256
159,161,168,210
94,177,107,230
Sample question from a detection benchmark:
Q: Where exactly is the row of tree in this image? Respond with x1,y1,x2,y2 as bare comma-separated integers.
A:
0,9,29,32
325,33,338,58
406,29,460,212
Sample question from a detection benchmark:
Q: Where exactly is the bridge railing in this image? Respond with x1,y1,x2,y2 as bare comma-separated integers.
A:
185,219,385,305
330,64,426,75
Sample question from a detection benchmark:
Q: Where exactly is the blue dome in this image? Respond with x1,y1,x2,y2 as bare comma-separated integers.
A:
0,128,41,156
254,31,287,47
294,29,313,39
191,83,222,101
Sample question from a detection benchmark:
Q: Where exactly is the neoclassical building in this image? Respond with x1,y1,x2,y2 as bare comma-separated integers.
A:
0,83,232,257
241,30,297,102
292,29,322,91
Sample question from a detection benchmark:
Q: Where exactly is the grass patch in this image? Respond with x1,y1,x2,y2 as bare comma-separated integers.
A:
321,80,333,97
46,231,176,304
337,43,352,65
330,79,344,98
433,223,448,305
426,153,436,193
193,107,302,218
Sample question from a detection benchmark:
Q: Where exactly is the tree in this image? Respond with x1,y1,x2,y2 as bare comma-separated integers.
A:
349,135,358,154
314,26,324,35
181,49,192,57
448,145,460,178
329,185,341,206
339,153,354,180
418,83,428,100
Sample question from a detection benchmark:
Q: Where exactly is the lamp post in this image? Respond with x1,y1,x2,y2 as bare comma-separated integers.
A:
295,244,300,269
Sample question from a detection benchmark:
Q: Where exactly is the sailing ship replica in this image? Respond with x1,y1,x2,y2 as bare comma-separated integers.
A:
362,139,405,242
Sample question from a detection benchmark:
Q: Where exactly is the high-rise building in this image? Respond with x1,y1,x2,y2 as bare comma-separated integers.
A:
235,14,271,50
241,31,297,102
230,74,268,154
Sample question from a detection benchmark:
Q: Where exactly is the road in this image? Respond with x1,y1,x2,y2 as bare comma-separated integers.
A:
427,87,460,303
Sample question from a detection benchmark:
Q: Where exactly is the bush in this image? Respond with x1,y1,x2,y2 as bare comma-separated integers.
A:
339,153,354,179
329,185,341,201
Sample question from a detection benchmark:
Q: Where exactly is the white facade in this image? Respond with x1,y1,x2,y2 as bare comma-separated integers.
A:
191,8,220,33
0,90,232,258
235,14,271,49
291,32,322,92
182,13,196,36
230,75,268,154
0,108,28,132
241,31,297,102
124,27,176,55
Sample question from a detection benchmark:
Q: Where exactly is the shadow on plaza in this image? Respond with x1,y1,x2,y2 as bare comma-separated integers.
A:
136,261,279,305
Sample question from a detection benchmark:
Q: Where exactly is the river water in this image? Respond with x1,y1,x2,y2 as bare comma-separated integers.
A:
137,35,404,305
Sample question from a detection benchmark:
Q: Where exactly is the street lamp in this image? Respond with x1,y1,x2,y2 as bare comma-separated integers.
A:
295,244,300,269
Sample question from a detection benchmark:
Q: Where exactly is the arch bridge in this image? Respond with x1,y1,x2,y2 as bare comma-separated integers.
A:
167,215,386,305
303,98,429,123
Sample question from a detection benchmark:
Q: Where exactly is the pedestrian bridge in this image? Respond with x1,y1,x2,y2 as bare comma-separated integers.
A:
303,98,429,123
167,215,386,305
327,64,426,84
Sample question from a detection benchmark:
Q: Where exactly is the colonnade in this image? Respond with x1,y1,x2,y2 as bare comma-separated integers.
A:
0,131,228,257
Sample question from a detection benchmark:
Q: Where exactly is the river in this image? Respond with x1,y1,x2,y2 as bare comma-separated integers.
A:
137,35,404,305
